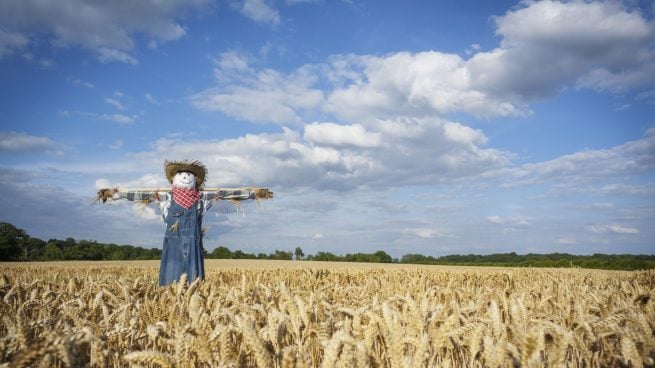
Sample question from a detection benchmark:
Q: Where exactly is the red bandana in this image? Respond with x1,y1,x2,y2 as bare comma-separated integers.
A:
172,187,201,209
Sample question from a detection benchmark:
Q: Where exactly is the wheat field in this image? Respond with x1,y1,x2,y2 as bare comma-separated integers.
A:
0,261,653,367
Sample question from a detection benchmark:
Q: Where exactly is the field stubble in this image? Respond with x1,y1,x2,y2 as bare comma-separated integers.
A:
0,261,653,367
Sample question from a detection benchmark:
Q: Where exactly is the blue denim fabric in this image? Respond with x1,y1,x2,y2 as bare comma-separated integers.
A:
159,199,205,286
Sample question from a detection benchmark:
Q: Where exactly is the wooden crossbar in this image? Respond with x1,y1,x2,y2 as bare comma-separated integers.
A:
120,187,268,192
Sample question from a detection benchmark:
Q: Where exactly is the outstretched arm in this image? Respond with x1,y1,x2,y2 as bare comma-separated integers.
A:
117,190,169,203
96,188,170,203
201,188,274,213
202,189,254,202
201,188,273,203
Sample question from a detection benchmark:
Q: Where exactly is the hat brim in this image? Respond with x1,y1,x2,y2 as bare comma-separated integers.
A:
164,160,207,189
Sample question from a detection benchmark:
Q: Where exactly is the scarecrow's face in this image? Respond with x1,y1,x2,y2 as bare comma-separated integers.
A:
172,171,196,189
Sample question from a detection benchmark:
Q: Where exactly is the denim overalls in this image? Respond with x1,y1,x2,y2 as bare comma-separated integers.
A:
159,198,205,286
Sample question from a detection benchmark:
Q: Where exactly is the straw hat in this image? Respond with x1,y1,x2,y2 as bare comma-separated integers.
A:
164,160,207,189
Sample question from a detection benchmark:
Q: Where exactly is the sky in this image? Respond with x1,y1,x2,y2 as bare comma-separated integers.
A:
1,0,654,258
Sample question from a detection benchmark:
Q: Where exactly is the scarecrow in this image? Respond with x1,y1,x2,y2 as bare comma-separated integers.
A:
97,160,273,286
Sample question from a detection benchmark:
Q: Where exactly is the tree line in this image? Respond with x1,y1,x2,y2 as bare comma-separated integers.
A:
1,222,653,270
400,252,655,271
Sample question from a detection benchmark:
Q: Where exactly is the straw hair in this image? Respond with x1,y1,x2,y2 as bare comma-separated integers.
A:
164,160,207,189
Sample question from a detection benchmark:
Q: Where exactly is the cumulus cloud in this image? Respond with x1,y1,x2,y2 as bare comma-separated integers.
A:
233,0,281,26
303,122,381,148
0,131,63,155
215,50,250,75
193,1,655,123
489,127,655,188
0,0,210,63
472,0,655,97
126,116,508,191
190,61,324,125
339,0,655,118
325,52,531,120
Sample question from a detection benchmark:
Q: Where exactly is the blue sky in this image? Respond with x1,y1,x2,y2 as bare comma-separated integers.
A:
1,0,654,257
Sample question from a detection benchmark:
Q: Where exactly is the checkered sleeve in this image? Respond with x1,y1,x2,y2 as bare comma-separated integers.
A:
201,189,256,202
117,190,169,202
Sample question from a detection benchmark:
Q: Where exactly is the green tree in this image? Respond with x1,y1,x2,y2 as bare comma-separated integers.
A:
294,246,304,260
313,252,339,261
43,243,64,260
374,250,392,263
270,250,292,260
209,246,233,259
0,222,28,261
26,238,46,260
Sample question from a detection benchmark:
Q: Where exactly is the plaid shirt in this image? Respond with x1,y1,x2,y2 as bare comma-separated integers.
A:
117,188,257,219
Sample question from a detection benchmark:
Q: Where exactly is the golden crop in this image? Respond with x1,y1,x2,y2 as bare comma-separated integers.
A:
0,261,653,367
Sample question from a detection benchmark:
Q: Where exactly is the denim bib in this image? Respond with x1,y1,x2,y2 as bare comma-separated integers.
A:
159,199,205,286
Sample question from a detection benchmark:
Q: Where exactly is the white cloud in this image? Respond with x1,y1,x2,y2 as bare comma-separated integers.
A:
98,114,135,124
0,131,62,155
125,116,507,191
194,1,655,123
587,224,640,235
303,122,381,148
486,215,502,224
190,65,324,125
325,52,531,121
234,0,281,26
474,0,655,97
105,98,126,111
323,0,655,120
0,0,210,63
97,47,138,65
404,227,442,239
216,50,250,72
636,90,655,105
486,215,530,227
94,178,112,190
62,110,136,124
556,237,576,245
465,43,481,55
131,204,161,222
609,225,640,234
600,183,655,197
72,79,94,89
95,173,169,192
144,93,160,105
490,127,655,188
